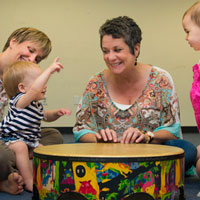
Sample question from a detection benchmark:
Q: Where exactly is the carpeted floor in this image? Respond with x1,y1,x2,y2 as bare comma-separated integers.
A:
185,176,200,200
0,191,32,200
0,133,199,200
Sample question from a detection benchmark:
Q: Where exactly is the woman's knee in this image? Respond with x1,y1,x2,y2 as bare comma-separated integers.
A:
165,139,197,155
40,128,64,145
0,142,15,180
164,139,197,171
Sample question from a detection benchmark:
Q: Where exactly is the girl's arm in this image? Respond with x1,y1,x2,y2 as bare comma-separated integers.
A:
43,108,71,122
17,58,63,109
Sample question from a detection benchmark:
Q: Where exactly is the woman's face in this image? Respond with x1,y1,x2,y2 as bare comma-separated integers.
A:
182,14,200,51
101,35,137,74
9,39,44,64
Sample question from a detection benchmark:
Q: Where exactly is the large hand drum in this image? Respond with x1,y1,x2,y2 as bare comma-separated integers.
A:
33,143,184,200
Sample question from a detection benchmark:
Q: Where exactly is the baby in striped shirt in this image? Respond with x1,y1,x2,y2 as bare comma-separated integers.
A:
0,58,71,192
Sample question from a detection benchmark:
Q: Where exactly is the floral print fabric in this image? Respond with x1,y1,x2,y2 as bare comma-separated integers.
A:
73,66,181,142
0,80,8,121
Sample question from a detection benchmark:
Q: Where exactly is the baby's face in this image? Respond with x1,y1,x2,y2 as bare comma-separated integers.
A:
23,67,46,100
182,14,200,51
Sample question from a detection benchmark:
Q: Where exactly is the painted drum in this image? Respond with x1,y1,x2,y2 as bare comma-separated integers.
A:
33,143,185,200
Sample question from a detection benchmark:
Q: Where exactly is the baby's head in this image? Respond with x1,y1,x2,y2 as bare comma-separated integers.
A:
3,61,42,98
182,1,200,50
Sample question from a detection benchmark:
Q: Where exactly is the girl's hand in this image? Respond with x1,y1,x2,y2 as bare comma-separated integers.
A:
121,127,145,144
96,128,119,143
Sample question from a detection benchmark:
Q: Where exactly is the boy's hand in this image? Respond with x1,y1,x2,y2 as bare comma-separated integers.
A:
57,108,71,117
49,57,64,74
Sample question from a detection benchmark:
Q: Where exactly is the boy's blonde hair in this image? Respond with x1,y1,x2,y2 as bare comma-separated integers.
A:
183,1,200,27
3,61,40,98
3,27,52,61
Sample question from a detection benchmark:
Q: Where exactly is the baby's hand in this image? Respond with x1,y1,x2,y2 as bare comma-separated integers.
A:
49,57,64,74
57,108,71,117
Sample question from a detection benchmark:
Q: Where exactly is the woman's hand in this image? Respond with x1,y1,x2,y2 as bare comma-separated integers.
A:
121,127,145,144
96,128,119,143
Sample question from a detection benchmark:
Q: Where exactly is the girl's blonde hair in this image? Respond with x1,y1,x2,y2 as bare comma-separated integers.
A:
183,1,200,27
3,61,40,98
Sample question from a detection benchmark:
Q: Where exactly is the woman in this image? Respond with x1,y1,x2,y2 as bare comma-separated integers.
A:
73,16,197,172
0,27,64,194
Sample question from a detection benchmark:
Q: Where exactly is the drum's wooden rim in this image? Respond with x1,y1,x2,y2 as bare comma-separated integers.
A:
33,152,184,162
33,143,184,162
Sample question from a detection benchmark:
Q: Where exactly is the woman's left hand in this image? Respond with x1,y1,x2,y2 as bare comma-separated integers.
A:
121,127,145,144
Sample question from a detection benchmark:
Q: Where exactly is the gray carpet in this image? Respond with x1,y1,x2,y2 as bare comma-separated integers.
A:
0,191,32,200
185,176,200,200
0,133,199,200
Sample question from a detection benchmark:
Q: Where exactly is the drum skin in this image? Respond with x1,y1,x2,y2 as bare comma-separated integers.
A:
33,143,185,200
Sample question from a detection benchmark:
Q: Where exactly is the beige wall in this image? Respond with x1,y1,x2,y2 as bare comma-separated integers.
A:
0,0,198,127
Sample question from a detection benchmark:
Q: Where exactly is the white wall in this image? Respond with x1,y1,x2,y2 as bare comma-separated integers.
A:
0,0,198,127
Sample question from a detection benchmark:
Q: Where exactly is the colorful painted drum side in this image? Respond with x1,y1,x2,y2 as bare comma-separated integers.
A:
33,143,185,200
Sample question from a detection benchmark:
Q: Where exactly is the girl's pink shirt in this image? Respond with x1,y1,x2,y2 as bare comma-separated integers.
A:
190,63,200,133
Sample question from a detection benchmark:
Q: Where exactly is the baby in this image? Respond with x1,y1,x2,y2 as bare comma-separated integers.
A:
0,58,71,192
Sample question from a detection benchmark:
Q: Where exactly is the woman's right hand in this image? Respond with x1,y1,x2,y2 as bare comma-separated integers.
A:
96,128,119,143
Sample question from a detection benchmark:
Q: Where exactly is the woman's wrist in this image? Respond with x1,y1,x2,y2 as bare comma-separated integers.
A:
141,130,154,143
144,134,151,143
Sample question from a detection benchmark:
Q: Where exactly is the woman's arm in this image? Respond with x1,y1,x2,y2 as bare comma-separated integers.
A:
73,75,104,143
73,95,98,142
78,133,97,143
151,69,182,143
150,129,178,144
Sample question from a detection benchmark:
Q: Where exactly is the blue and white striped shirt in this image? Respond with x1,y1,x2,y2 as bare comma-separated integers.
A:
0,93,44,147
